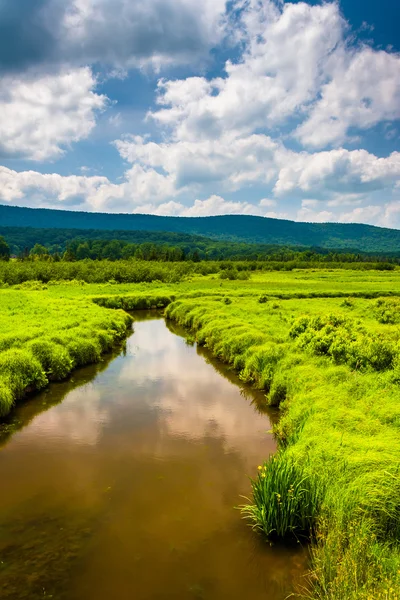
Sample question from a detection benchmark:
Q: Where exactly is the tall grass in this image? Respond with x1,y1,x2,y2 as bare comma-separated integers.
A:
240,453,321,539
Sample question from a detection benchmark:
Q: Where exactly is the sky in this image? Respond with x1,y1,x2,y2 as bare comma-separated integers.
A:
0,0,399,228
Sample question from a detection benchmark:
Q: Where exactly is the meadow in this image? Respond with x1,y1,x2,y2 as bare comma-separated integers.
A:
1,264,400,599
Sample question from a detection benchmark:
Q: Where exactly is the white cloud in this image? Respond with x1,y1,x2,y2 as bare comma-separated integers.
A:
259,198,277,208
0,68,107,160
148,1,400,154
381,201,400,227
125,195,269,217
0,165,109,204
297,48,400,148
274,149,400,196
0,164,177,212
178,194,264,216
115,133,279,190
115,134,400,206
338,205,383,224
1,162,399,227
296,207,335,223
149,2,344,141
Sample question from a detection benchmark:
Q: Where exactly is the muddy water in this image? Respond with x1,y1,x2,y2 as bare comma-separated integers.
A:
0,313,306,600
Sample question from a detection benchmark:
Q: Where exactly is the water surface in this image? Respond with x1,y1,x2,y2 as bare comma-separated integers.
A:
0,313,305,599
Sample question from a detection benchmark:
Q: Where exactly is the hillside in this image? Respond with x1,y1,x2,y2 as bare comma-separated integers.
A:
0,204,399,253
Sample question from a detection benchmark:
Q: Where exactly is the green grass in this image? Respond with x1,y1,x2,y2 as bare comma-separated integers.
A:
240,453,322,539
2,267,400,598
0,289,132,416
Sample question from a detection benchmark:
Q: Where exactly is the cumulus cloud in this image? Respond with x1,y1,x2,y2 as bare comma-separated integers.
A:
296,48,400,148
0,164,177,212
0,0,229,74
115,133,279,190
0,164,266,216
170,195,264,216
0,68,107,160
274,149,400,196
0,165,109,205
115,134,400,203
150,2,344,140
296,204,386,226
149,1,400,152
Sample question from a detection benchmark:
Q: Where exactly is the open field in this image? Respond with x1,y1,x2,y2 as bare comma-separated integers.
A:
1,267,400,599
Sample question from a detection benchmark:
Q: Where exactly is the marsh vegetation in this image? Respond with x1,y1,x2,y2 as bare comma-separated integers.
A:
1,264,400,598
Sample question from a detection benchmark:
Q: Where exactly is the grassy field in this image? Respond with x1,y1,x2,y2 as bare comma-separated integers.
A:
1,267,400,599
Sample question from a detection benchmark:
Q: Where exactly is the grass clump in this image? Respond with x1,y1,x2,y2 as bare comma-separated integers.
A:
28,340,73,380
0,349,47,415
241,453,321,539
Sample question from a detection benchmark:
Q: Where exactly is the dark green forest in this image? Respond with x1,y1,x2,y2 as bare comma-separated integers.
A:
0,228,398,264
1,204,400,252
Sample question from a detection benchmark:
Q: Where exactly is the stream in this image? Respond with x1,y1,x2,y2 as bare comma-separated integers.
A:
0,312,306,599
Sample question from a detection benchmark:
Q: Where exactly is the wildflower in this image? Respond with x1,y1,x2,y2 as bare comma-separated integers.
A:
258,465,262,471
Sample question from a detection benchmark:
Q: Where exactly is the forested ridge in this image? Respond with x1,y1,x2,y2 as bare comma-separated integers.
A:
1,204,400,252
0,226,398,264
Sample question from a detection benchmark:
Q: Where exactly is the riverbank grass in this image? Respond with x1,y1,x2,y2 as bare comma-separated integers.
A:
165,293,400,598
0,290,132,416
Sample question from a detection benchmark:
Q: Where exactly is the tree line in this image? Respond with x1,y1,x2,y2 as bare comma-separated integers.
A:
0,234,399,266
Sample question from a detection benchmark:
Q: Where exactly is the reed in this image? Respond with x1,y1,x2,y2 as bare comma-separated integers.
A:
240,452,321,539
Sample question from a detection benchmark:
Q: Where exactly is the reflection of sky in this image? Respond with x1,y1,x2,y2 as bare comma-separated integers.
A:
19,385,109,446
6,318,274,461
117,319,274,458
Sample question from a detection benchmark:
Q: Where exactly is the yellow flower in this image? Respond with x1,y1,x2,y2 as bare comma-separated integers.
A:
258,465,262,471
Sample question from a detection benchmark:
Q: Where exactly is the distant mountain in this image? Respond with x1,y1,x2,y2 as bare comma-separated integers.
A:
0,204,399,253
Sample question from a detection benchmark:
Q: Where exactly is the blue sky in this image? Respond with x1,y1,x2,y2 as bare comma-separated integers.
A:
0,0,399,227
